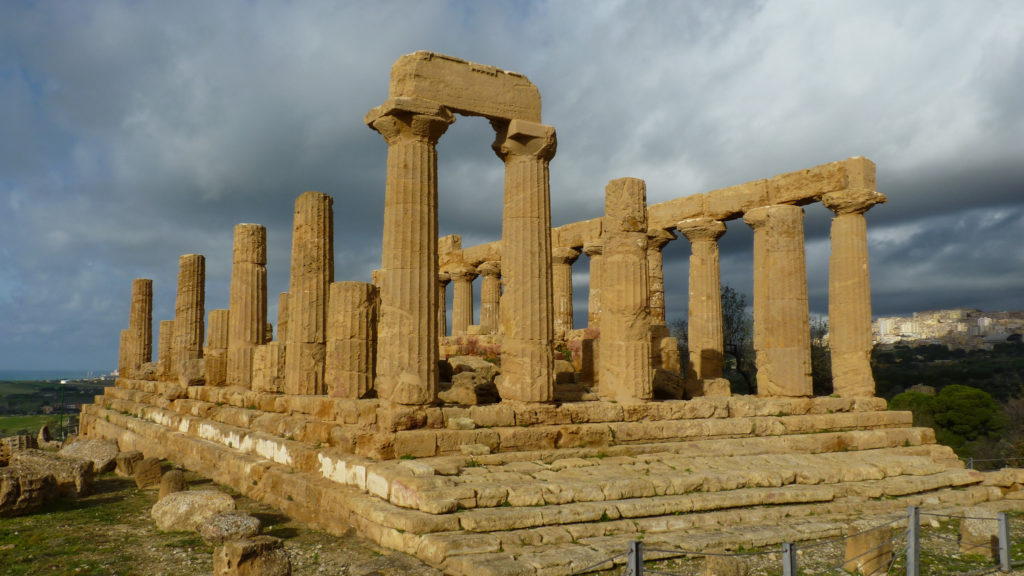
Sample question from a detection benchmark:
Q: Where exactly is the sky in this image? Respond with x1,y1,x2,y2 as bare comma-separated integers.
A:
1,1,1023,371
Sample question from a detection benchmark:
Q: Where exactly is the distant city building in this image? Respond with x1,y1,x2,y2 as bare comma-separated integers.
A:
872,308,1024,349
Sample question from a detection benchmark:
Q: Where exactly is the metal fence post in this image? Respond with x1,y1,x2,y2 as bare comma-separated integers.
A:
999,512,1011,572
626,540,644,576
967,457,974,469
907,506,920,576
782,542,798,576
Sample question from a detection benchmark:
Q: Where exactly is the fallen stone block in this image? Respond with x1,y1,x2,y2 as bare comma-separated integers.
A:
134,457,164,489
0,467,57,517
115,450,144,477
213,535,291,576
159,469,187,500
152,489,236,532
59,438,119,473
11,449,94,497
200,511,262,545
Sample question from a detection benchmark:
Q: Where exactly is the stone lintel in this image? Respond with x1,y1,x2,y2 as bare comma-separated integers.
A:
552,217,602,249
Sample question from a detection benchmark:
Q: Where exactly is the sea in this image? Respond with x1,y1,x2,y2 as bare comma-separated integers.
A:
0,369,112,382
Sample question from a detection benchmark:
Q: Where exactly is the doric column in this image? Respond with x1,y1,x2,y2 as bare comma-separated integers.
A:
551,247,580,340
205,309,229,387
325,281,379,398
449,265,477,337
227,223,268,388
824,188,887,398
477,261,501,335
118,330,130,380
677,218,727,386
172,254,205,380
493,119,557,403
437,272,450,338
276,292,289,343
366,98,453,405
743,205,812,397
285,191,334,395
582,240,604,329
157,320,174,380
599,178,653,402
646,230,676,326
128,278,153,377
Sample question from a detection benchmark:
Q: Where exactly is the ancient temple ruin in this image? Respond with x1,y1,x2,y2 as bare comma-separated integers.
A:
85,52,1011,575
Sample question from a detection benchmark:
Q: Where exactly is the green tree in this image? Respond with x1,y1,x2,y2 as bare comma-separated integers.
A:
810,317,832,396
891,385,1007,457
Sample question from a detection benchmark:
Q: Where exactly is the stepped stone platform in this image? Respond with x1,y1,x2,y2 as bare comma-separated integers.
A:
79,378,1018,576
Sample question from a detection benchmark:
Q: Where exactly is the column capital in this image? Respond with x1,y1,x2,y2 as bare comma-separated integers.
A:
492,119,557,162
438,271,451,285
477,260,501,277
677,217,726,242
647,228,677,251
552,246,581,265
742,204,802,230
448,264,478,282
366,97,454,146
582,239,604,257
823,188,888,216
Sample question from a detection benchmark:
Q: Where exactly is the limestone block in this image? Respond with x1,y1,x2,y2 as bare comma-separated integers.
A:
179,358,206,387
59,438,119,473
252,343,285,394
0,466,57,517
652,369,685,400
200,512,262,545
703,179,769,221
213,535,291,576
205,309,230,387
843,520,892,574
158,469,187,500
284,342,325,396
647,193,704,231
325,281,378,398
959,506,999,558
704,555,749,575
158,320,174,379
115,450,144,477
461,241,503,267
10,449,93,497
449,355,500,383
134,457,163,489
152,489,236,532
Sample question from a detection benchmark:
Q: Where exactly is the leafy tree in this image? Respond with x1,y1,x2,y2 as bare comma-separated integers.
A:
890,385,1007,457
810,317,832,396
668,285,755,393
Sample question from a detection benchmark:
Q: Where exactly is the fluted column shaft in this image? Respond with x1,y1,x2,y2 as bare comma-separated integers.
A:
325,281,379,398
205,309,229,386
118,330,130,380
158,320,174,379
494,119,557,403
437,273,450,338
646,230,676,326
599,177,653,402
172,254,205,380
128,278,153,377
825,189,887,398
366,99,453,405
551,247,580,340
285,191,334,395
276,293,289,343
227,223,268,388
744,205,812,397
583,240,604,329
450,265,477,337
478,261,501,335
678,218,727,383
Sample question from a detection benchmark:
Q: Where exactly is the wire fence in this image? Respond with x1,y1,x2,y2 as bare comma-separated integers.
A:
568,506,1024,576
963,457,1024,471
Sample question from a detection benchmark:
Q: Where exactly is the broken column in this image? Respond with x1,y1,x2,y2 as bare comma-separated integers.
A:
599,178,653,402
646,230,675,326
325,281,378,398
477,261,501,335
494,119,557,403
285,191,334,395
205,309,229,387
366,98,453,405
449,264,477,337
583,240,604,329
157,320,174,380
824,188,886,398
227,223,268,388
551,247,580,340
678,217,729,395
743,205,812,397
437,272,450,338
127,278,153,377
172,254,206,380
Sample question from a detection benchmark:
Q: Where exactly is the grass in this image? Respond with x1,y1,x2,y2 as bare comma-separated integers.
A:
0,414,58,436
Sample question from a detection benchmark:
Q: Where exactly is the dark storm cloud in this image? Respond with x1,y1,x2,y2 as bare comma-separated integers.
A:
1,1,1022,369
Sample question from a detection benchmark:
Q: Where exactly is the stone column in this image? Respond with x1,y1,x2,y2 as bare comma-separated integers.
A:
677,218,728,390
366,98,453,405
644,230,675,326
743,205,812,397
551,247,580,340
118,330,130,380
285,191,334,395
477,261,501,335
128,278,153,377
227,224,268,388
449,265,477,337
276,293,289,343
172,254,205,380
583,240,604,329
157,320,174,380
824,189,886,398
598,178,652,402
325,281,378,398
493,119,557,403
205,309,229,387
437,272,450,338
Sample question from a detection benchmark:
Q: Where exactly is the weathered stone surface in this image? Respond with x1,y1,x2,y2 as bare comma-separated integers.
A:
677,218,726,392
206,309,230,387
135,457,164,489
200,511,262,545
37,424,52,445
959,506,999,558
449,264,477,337
477,261,501,335
227,223,268,388
448,356,499,383
127,278,153,378
551,247,580,340
115,450,144,477
213,535,291,576
0,466,57,517
325,281,378,398
159,469,187,500
59,438,119,473
172,254,206,381
843,519,892,574
1,434,37,465
704,555,748,576
11,449,93,497
439,373,500,406
152,489,236,532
